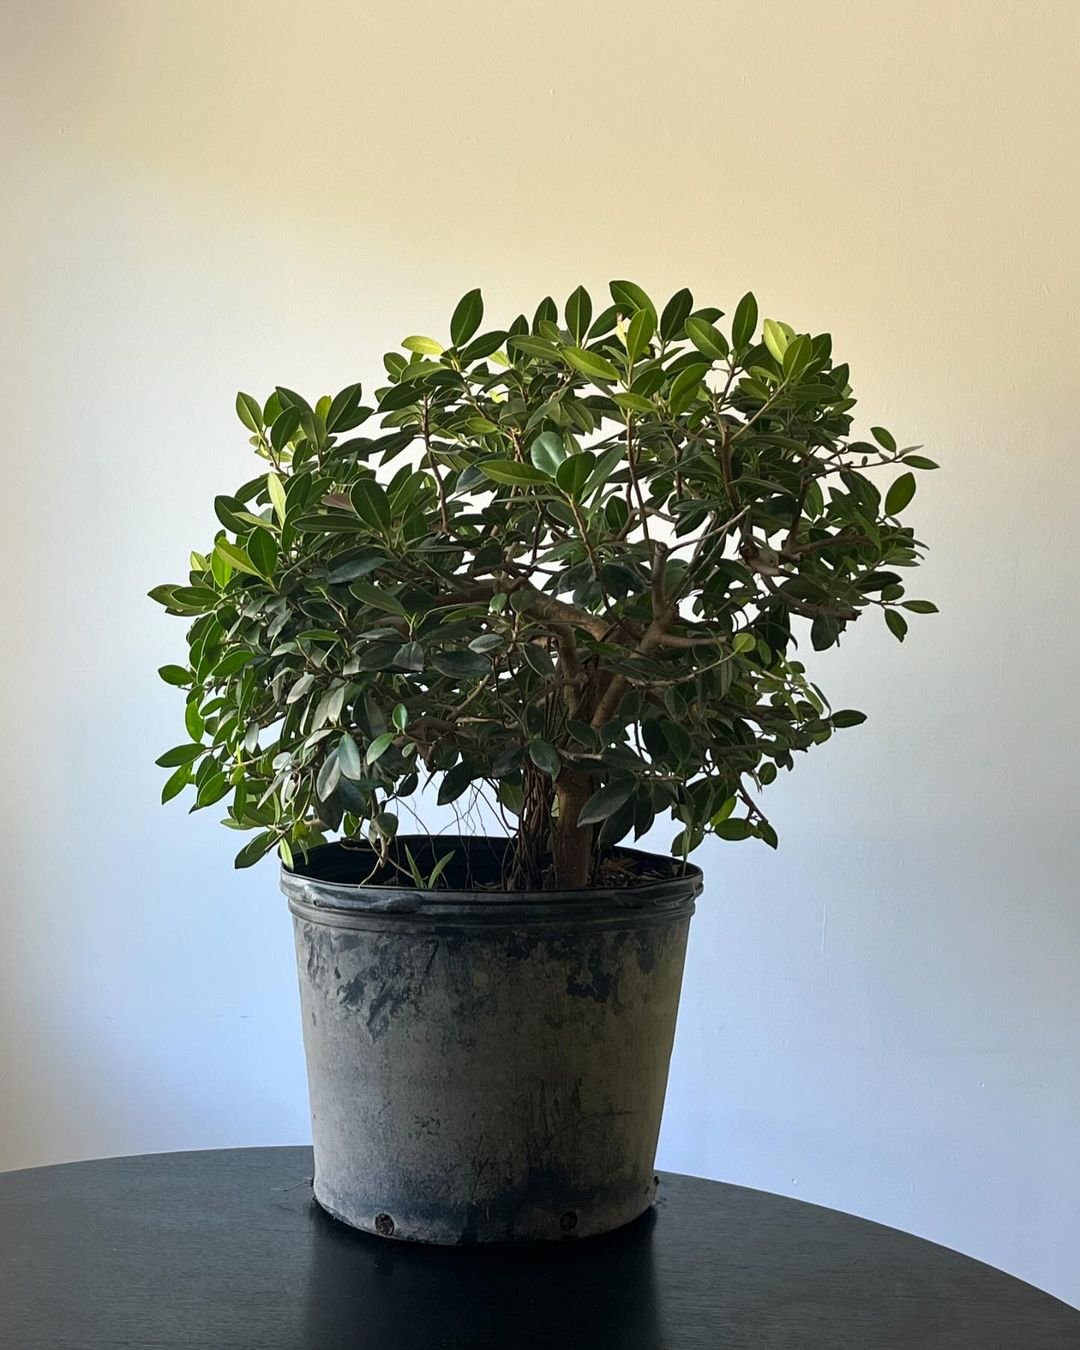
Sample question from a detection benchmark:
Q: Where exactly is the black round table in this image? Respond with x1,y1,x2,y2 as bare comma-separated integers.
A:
1,1147,1076,1348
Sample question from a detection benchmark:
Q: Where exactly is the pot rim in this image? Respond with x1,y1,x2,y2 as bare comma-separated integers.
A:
281,836,701,930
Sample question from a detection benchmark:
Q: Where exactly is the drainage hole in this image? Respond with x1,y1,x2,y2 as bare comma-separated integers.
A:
374,1213,395,1236
560,1211,578,1232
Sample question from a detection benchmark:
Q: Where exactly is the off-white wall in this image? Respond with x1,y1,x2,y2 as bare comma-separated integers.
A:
2,0,1078,1308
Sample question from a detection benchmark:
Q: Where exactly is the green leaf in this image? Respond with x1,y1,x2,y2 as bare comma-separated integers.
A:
901,599,938,614
715,818,753,841
562,347,620,383
155,743,203,768
287,672,315,703
427,850,455,887
433,650,491,678
469,633,503,653
762,319,790,363
684,316,729,361
365,732,395,765
212,649,257,677
392,702,408,732
214,495,247,532
782,333,811,378
885,609,908,642
529,431,567,477
234,830,276,869
450,288,484,346
555,450,596,500
402,335,444,355
270,406,301,451
394,641,424,671
438,762,474,806
235,391,263,433
731,292,758,349
349,579,408,616
609,279,657,323
460,331,508,363
625,307,655,361
885,471,916,515
669,362,709,413
871,426,897,452
478,459,551,487
157,664,190,687
509,335,561,360
521,643,556,677
732,632,756,653
326,554,383,584
710,796,737,826
267,472,287,525
659,288,694,341
160,765,190,804
195,772,230,809
831,709,867,728
338,733,363,779
577,781,633,827
565,286,593,343
902,454,939,470
247,527,278,579
214,539,261,579
326,383,364,432
529,739,560,778
612,392,655,415
350,478,393,532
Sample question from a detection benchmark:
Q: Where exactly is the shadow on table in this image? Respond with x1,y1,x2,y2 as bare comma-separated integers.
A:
301,1196,662,1349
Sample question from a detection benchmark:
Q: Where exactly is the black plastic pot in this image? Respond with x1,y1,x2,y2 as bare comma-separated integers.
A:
282,836,700,1244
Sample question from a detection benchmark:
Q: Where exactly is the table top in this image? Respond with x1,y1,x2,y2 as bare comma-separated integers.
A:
1,1147,1076,1349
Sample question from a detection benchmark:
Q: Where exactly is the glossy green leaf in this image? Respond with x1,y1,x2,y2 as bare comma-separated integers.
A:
885,472,916,515
478,459,550,487
234,831,276,869
562,347,620,383
155,743,203,768
565,286,593,343
831,709,867,728
365,732,395,765
214,539,261,579
731,291,758,348
529,739,560,778
350,478,393,532
529,431,566,477
625,307,655,362
158,664,190,687
555,450,596,500
609,279,657,323
450,289,484,346
235,391,263,433
577,781,633,827
402,335,444,355
684,316,729,361
247,527,278,578
433,650,491,678
338,734,364,779
659,288,694,340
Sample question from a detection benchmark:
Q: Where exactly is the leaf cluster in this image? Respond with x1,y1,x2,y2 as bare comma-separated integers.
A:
151,282,935,879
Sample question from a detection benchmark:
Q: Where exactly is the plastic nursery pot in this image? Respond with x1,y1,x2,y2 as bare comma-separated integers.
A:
282,835,700,1245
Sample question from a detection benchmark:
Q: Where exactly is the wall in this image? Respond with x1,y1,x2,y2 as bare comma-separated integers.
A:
2,0,1078,1308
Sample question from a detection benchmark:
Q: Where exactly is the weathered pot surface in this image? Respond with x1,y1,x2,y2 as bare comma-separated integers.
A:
282,836,700,1244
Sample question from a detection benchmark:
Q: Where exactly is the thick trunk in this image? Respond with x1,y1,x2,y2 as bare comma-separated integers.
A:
552,770,594,890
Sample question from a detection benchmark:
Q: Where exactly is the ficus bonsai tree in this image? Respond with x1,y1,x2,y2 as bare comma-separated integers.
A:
151,282,935,890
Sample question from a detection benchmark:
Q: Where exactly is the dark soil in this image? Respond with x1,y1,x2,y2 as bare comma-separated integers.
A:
289,835,687,893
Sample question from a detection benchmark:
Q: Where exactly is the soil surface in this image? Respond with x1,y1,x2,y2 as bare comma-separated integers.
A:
290,835,687,893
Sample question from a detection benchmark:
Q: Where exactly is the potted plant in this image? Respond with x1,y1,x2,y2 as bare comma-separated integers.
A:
151,281,935,1243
